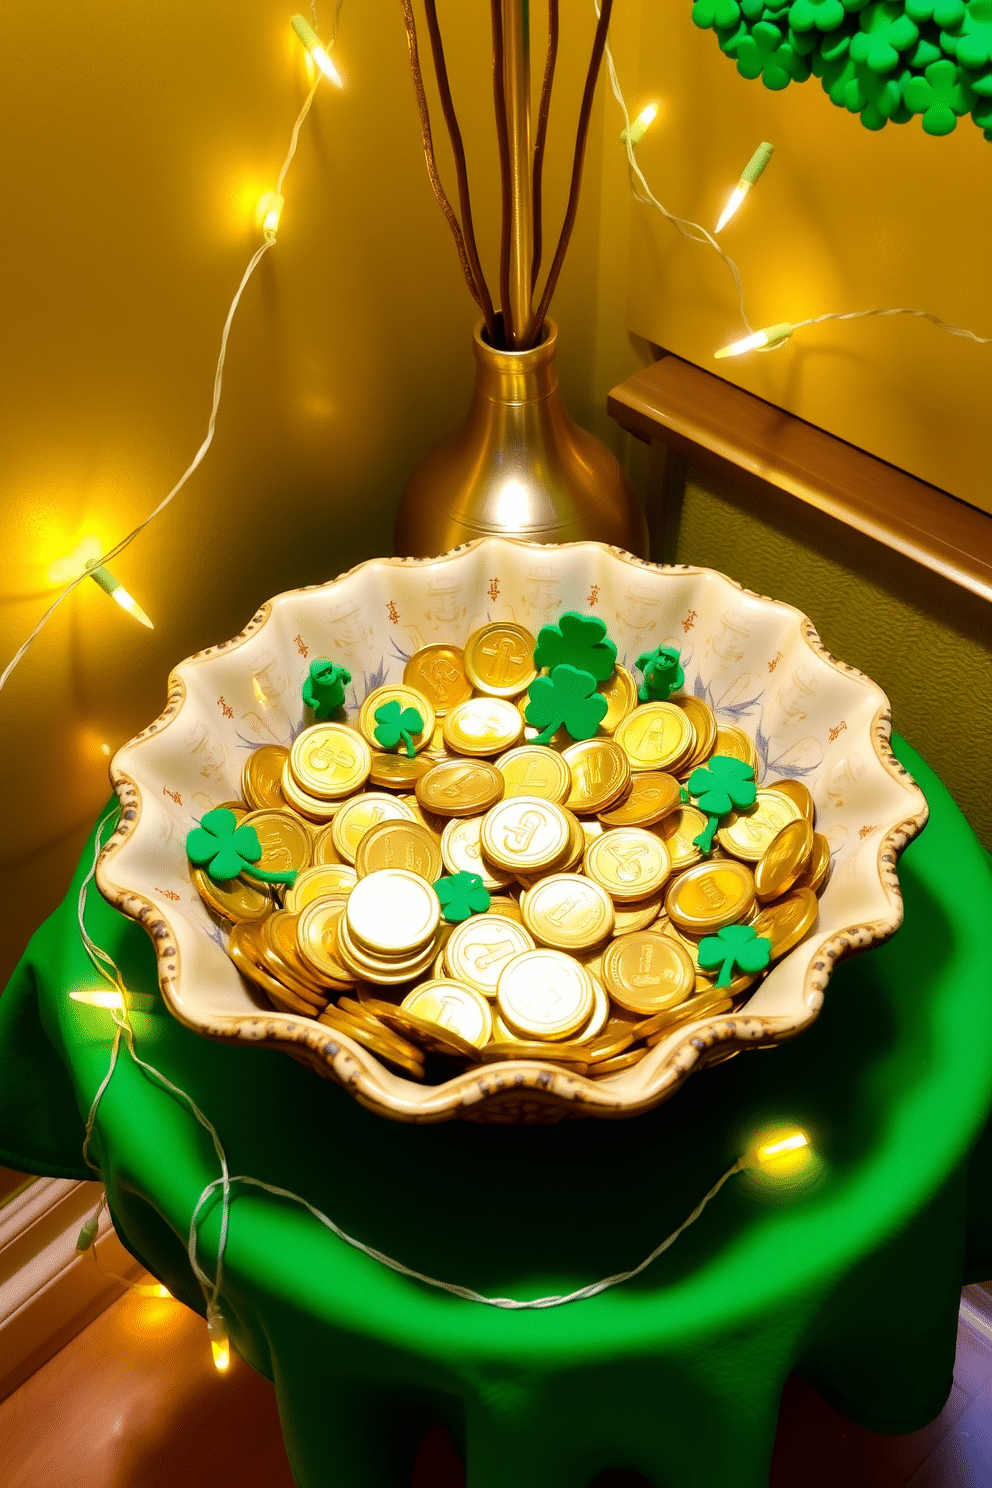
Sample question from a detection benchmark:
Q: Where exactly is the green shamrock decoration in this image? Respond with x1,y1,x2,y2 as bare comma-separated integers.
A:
698,923,772,986
533,612,617,683
903,57,970,129
433,871,492,923
524,664,609,747
186,808,297,885
686,754,758,852
373,699,424,758
634,644,685,702
693,0,743,28
302,658,351,719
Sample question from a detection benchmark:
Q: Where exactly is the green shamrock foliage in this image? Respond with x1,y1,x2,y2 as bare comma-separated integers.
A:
533,612,617,683
686,754,757,852
524,665,609,746
302,658,351,719
635,644,685,702
186,808,297,885
698,923,772,986
433,871,491,923
373,699,424,758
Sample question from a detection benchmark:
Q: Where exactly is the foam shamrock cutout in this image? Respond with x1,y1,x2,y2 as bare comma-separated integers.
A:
533,612,617,683
524,664,609,747
433,871,491,923
790,0,845,32
698,924,772,987
634,644,685,703
849,2,919,71
693,0,743,28
686,754,758,852
736,20,813,84
373,699,424,758
842,61,912,121
945,0,992,67
903,56,969,125
186,808,297,885
906,0,964,27
302,658,351,719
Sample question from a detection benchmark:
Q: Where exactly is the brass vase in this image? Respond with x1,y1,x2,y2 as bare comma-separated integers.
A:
393,320,648,558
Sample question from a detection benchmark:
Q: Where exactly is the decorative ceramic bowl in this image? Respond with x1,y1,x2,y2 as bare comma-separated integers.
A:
97,539,928,1124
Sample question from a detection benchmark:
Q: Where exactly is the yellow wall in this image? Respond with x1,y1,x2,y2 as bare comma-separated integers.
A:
0,1,610,985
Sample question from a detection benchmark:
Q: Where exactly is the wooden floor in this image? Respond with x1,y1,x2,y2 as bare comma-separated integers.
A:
2,1284,991,1487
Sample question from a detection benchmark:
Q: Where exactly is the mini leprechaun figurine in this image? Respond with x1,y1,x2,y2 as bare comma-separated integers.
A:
302,658,351,719
635,644,684,703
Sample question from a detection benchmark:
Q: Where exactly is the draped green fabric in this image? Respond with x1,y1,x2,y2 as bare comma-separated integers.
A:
2,735,991,1488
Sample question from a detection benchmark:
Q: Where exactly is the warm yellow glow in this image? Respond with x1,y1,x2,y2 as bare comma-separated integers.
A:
311,45,343,86
111,585,155,630
715,183,748,233
757,1132,809,1162
211,1335,231,1371
620,103,659,146
256,191,284,237
100,742,112,757
70,989,155,1012
291,14,343,87
134,1282,172,1299
714,323,793,360
47,534,103,586
494,479,531,527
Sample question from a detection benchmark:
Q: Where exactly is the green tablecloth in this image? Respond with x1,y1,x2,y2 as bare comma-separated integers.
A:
2,735,992,1488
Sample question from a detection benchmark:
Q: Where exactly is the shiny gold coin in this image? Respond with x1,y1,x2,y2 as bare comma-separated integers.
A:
401,979,493,1049
441,697,524,757
242,745,291,811
357,684,435,758
367,999,477,1060
602,931,695,1015
337,921,439,986
597,664,638,733
754,819,814,902
354,819,443,884
614,702,695,773
311,821,345,866
514,807,583,887
368,752,437,791
463,622,537,698
475,1041,589,1072
716,789,803,862
485,895,524,923
654,805,709,872
425,719,449,757
613,894,665,934
215,800,249,822
562,740,631,815
666,859,757,934
793,832,831,895
715,726,759,775
263,912,330,1001
661,919,704,976
521,873,615,952
583,827,672,904
589,1046,649,1077
440,816,515,890
496,949,595,1041
290,723,372,801
296,900,358,985
575,974,610,1042
399,795,445,840
279,761,341,823
598,770,681,828
581,817,604,849
645,988,735,1042
582,1021,636,1061
765,777,816,824
240,809,313,879
192,866,272,924
750,888,819,960
284,866,356,914
330,792,419,865
228,927,320,1014
346,868,441,955
445,914,536,998
495,745,571,804
676,696,718,776
402,644,473,715
317,1007,425,1078
480,796,571,873
415,758,504,817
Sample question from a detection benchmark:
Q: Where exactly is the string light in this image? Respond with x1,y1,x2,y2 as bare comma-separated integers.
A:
207,1305,231,1371
714,322,793,359
255,191,285,239
619,103,658,146
756,1131,809,1163
45,536,154,629
715,141,774,233
70,988,155,1012
291,13,343,87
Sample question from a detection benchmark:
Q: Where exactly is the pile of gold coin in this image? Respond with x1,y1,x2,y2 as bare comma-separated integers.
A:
193,620,829,1083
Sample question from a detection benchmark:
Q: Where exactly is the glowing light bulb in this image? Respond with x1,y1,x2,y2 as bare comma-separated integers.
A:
256,191,284,238
76,1217,100,1252
134,1282,172,1299
714,322,793,359
291,13,343,86
47,535,103,586
108,581,155,630
70,989,155,1012
207,1307,231,1372
715,141,774,232
757,1132,809,1163
620,103,658,146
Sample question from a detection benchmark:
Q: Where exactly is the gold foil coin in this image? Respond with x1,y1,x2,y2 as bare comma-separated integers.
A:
583,827,672,903
614,702,695,773
402,644,473,715
368,753,437,791
445,914,536,997
346,869,441,955
192,866,272,924
401,979,493,1049
496,949,595,1041
612,894,665,935
716,789,803,862
415,758,505,817
263,912,329,1000
284,865,357,913
676,696,718,775
290,724,372,801
240,809,313,878
440,815,515,890
598,771,682,828
562,740,631,815
765,778,816,823
463,622,537,698
336,915,439,984
357,685,435,757
495,746,571,804
793,832,831,895
441,697,525,757
486,895,525,923
242,745,290,811
575,974,610,1041
521,873,615,951
280,762,341,823
480,796,571,874
296,901,358,985
597,664,638,733
330,792,418,865
750,888,819,960
311,822,345,865
666,859,757,933
754,818,814,902
654,805,709,872
602,931,695,1015
354,818,443,883
715,726,759,774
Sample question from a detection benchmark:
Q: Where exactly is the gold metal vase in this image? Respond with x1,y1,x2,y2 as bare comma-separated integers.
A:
393,320,648,558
